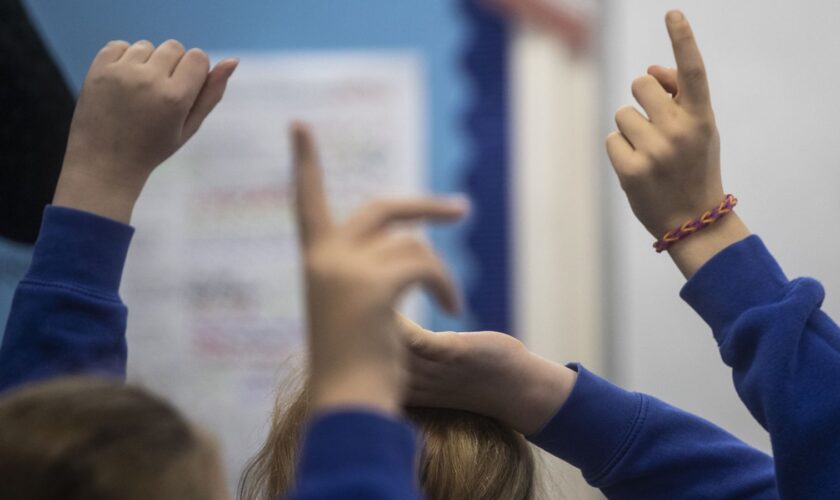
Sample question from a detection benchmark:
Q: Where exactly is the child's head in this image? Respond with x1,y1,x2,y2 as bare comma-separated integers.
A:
240,381,537,500
0,377,228,500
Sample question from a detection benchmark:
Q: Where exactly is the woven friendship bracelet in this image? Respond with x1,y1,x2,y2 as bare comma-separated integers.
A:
653,194,738,253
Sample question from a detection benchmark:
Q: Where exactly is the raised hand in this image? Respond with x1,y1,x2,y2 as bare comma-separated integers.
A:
606,11,749,276
402,317,577,436
292,123,466,414
54,40,238,223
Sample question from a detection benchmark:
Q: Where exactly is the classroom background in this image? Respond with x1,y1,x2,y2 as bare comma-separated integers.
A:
3,0,839,497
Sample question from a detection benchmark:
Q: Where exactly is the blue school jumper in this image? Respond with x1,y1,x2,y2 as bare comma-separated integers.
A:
2,206,835,498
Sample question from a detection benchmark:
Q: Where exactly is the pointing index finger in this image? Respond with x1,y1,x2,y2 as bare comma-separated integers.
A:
292,123,333,247
665,10,711,108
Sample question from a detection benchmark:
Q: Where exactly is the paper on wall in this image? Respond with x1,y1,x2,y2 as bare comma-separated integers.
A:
121,52,425,492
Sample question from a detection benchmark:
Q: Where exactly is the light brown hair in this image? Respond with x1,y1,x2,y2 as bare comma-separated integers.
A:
0,377,225,500
240,381,536,500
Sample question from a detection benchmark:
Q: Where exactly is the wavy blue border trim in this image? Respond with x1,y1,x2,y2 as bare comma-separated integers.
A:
460,0,511,333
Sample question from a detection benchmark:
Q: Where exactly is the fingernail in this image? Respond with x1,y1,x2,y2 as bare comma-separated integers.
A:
667,10,684,23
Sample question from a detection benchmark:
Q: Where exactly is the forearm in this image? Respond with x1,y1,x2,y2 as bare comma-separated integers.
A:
0,206,133,391
682,235,840,497
530,365,777,499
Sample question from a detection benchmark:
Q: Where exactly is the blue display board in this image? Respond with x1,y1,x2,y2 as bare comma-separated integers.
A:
19,0,510,333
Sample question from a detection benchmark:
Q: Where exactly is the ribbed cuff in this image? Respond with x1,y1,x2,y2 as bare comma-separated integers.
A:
680,235,789,340
25,205,135,296
528,364,646,482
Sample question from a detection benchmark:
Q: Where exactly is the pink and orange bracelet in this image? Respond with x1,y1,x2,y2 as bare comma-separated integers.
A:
654,194,738,253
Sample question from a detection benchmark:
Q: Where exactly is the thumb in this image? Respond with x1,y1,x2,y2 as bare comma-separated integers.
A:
182,58,239,141
398,314,448,359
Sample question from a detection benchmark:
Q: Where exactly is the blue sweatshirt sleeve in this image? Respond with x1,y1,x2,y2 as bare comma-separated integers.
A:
288,410,422,500
0,206,133,392
530,364,777,499
681,235,840,498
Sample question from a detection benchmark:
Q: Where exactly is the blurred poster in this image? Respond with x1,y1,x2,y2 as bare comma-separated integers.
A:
121,52,424,490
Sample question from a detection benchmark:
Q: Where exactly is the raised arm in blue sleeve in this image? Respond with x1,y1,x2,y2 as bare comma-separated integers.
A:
681,235,840,498
0,206,133,392
530,364,777,499
288,410,422,500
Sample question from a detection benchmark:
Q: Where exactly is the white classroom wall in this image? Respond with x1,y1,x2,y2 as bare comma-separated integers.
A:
515,4,840,496
601,0,840,452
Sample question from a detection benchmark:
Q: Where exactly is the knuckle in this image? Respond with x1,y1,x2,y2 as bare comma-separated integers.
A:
615,105,632,117
161,87,188,107
615,105,635,122
606,131,623,147
117,71,153,92
105,40,129,50
630,75,653,96
163,39,185,52
89,69,114,86
157,85,184,103
186,48,210,68
617,176,635,192
693,116,715,136
665,124,692,145
648,143,676,163
618,172,642,192
645,158,667,177
663,105,682,123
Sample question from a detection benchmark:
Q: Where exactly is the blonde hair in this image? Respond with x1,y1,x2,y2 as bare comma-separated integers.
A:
0,377,223,500
240,380,536,500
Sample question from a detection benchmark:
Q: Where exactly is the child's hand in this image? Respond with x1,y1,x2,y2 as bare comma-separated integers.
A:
292,124,466,414
606,11,750,277
402,318,577,436
607,11,722,238
54,40,238,223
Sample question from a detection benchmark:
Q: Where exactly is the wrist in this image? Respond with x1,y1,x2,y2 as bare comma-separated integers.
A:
53,161,147,224
648,186,727,237
667,211,750,279
503,352,577,436
310,366,402,416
